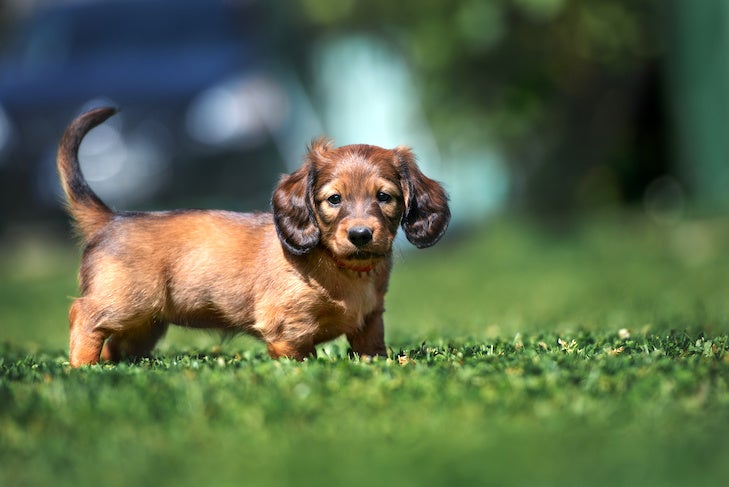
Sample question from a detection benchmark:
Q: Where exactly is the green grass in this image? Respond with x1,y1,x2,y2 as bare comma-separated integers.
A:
2,214,729,486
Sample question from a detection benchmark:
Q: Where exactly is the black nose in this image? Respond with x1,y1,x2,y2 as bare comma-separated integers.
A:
348,226,373,247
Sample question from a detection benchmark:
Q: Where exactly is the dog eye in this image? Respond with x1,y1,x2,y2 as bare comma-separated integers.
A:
327,194,342,206
376,192,392,203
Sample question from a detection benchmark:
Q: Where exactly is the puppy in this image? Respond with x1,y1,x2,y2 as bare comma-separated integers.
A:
58,107,450,366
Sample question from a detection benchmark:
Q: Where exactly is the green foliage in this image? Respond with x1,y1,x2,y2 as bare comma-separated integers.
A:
2,215,729,485
277,0,668,211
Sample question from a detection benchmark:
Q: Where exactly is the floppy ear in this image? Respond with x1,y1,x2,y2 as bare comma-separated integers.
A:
272,161,320,255
396,146,451,248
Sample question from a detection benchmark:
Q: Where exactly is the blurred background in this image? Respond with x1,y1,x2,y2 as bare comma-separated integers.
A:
2,0,729,350
0,0,726,231
3,4,729,483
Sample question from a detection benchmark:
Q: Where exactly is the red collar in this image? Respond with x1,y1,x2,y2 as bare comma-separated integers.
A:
327,250,380,274
335,259,378,273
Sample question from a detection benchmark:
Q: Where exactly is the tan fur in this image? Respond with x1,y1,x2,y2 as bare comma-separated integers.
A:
58,109,450,366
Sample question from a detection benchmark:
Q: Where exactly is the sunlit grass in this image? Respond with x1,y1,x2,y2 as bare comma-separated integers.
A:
1,213,729,486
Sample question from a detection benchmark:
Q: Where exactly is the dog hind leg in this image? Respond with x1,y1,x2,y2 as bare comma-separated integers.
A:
101,319,169,363
266,340,317,360
68,299,109,367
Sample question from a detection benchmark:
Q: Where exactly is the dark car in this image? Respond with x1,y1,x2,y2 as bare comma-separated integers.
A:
0,0,290,224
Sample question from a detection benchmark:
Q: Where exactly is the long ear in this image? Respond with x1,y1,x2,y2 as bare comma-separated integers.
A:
396,146,451,248
272,161,320,255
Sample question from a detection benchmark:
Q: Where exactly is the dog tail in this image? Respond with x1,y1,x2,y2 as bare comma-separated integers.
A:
57,107,118,240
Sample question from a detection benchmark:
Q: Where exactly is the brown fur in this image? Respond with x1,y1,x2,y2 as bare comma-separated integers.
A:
57,107,450,367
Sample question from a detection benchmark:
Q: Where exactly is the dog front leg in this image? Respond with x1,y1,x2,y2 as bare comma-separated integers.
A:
347,310,387,358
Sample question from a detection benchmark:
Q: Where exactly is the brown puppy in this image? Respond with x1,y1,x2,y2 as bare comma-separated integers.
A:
58,107,450,366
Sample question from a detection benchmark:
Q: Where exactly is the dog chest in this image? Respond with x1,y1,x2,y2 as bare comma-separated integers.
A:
316,274,379,334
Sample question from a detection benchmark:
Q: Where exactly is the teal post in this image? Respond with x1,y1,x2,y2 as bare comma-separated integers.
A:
666,0,729,210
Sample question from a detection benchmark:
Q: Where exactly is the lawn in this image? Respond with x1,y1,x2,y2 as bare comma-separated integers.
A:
1,214,728,486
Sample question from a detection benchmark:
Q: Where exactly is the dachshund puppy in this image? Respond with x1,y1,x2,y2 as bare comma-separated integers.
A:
58,107,450,367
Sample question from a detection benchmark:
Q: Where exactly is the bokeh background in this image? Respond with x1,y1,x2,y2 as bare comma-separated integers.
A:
2,0,728,228
1,0,729,348
4,3,729,485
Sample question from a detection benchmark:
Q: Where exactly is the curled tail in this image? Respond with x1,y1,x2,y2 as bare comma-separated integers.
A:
57,107,118,240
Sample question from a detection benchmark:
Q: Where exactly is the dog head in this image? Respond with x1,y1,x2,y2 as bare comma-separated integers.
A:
272,138,450,269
